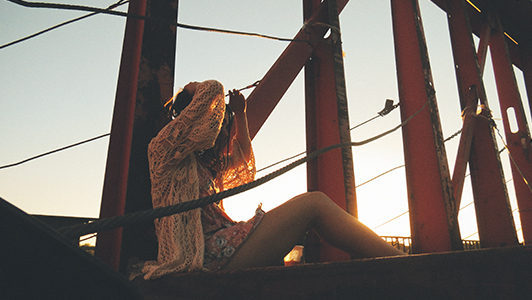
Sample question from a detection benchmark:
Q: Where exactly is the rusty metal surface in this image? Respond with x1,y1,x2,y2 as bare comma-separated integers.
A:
431,0,532,70
391,0,461,253
451,86,479,208
445,0,519,249
489,14,532,245
303,0,354,263
97,0,178,272
246,0,349,139
96,0,148,270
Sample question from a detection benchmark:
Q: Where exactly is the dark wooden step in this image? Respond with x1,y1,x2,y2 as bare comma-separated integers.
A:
134,246,532,300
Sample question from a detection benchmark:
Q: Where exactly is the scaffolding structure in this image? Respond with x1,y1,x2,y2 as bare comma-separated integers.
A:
94,0,532,275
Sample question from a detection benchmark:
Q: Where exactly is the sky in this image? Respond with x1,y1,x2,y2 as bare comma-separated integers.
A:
0,0,529,244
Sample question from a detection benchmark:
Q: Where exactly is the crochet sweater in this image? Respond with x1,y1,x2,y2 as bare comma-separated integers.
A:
142,80,255,279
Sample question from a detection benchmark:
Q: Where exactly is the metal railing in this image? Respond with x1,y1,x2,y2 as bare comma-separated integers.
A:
382,236,481,254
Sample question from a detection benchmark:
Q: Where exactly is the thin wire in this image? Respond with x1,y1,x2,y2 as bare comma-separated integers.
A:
1,0,128,50
259,100,401,173
493,123,532,195
79,233,97,242
8,0,308,43
350,101,399,131
369,129,466,230
0,133,110,170
462,232,478,240
356,165,405,188
2,81,261,170
372,211,409,230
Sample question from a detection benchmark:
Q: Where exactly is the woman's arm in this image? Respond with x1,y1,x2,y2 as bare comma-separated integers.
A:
228,89,252,161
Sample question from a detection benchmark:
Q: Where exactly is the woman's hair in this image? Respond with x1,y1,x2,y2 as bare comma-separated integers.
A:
167,89,193,118
198,105,234,178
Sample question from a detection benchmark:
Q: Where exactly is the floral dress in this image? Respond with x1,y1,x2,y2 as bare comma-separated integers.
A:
197,162,264,271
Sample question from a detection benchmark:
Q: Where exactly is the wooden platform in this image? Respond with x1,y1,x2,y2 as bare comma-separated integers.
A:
135,246,532,300
0,197,143,300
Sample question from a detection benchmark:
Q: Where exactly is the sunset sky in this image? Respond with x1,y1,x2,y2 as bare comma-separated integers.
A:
1,0,529,243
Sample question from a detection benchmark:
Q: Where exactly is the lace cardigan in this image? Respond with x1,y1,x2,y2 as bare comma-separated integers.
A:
142,80,255,279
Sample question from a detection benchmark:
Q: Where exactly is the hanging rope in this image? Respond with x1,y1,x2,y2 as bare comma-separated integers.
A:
57,100,428,239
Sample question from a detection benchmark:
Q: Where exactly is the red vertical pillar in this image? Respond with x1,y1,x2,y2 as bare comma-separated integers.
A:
95,0,147,270
304,0,355,262
445,0,518,248
489,14,532,245
391,0,462,253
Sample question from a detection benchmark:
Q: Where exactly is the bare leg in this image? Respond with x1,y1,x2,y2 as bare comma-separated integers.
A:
224,191,406,270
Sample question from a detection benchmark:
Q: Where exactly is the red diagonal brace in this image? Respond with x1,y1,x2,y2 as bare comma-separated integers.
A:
246,0,348,139
452,85,479,209
476,20,491,77
445,0,518,248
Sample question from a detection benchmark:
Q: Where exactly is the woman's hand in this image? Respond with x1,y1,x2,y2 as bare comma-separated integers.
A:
228,89,246,115
227,89,252,161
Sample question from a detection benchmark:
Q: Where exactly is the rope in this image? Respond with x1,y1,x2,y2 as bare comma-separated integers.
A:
224,81,260,97
57,101,428,239
7,0,308,43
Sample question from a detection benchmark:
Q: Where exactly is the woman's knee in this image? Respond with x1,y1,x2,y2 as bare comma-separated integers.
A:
292,191,334,212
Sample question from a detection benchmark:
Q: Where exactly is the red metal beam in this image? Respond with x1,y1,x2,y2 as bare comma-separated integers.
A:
303,0,355,263
476,20,491,77
445,0,518,248
95,0,147,270
246,0,349,139
391,0,462,254
489,13,532,245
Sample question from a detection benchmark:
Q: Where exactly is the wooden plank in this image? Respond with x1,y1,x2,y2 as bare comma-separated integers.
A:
135,246,532,300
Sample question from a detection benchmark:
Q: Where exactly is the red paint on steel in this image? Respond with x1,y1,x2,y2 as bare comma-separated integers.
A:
95,0,147,270
303,0,353,262
446,0,518,248
246,0,349,139
391,0,461,253
490,15,532,245
452,86,479,208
